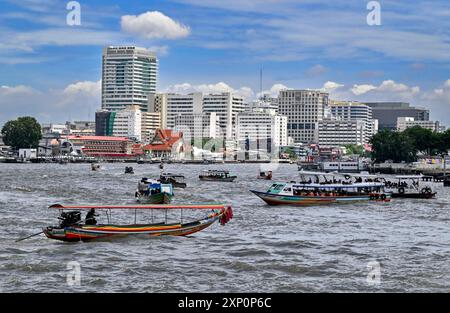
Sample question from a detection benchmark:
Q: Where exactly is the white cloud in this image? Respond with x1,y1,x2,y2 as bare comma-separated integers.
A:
258,83,290,98
322,81,344,92
445,79,450,88
164,81,255,99
121,11,190,40
0,81,101,125
63,80,101,98
349,80,421,99
350,84,377,96
148,45,169,56
0,85,38,95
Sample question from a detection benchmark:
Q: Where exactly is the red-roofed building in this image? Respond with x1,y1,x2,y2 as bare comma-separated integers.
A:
143,129,185,159
62,135,135,157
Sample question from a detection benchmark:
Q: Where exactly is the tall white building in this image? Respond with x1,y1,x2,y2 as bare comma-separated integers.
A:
278,90,329,144
166,93,203,129
112,105,142,141
329,101,378,144
236,110,288,147
203,92,246,139
318,119,366,146
102,46,158,112
174,112,221,139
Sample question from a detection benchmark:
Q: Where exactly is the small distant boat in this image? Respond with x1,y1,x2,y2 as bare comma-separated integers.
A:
91,163,100,171
43,203,233,242
135,178,173,204
258,170,273,180
125,166,134,174
159,173,187,188
382,175,436,199
444,175,450,187
199,170,237,182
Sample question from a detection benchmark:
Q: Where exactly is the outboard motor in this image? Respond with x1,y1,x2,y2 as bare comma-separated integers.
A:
58,211,81,228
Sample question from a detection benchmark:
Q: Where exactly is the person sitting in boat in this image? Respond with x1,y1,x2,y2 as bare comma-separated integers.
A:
85,209,98,225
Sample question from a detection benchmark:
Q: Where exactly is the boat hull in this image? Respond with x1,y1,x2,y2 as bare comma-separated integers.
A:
43,216,219,242
160,181,187,188
391,192,436,199
250,190,391,206
135,192,172,204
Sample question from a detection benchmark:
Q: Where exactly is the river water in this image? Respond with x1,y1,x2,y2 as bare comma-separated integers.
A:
0,163,449,292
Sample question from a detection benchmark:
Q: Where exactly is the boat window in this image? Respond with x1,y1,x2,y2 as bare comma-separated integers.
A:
270,184,285,191
283,188,292,192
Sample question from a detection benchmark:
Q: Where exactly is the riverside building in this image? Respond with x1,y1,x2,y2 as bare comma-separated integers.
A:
278,90,329,144
101,46,158,112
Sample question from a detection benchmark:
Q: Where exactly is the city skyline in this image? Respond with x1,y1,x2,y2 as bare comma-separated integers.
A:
1,0,450,126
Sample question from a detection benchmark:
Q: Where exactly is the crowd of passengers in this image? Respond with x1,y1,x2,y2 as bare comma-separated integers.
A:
292,187,382,197
300,177,381,185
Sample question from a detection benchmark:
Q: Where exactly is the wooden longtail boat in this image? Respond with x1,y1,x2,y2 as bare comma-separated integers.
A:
251,181,391,206
43,204,233,242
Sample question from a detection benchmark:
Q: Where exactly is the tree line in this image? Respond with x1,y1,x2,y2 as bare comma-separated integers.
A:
370,126,450,163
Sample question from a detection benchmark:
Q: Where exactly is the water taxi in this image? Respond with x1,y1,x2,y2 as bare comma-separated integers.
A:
250,171,391,206
135,178,174,204
258,170,273,180
159,173,187,188
43,203,233,242
381,175,436,199
199,170,237,182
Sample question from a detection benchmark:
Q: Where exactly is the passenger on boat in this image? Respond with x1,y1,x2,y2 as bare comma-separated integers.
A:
85,209,98,225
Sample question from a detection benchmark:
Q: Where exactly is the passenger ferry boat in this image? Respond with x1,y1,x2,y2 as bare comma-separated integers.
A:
135,178,174,204
381,175,436,199
159,173,187,188
199,170,237,182
251,171,391,206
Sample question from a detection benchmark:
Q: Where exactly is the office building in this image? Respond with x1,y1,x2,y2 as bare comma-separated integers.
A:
236,110,287,148
329,101,378,143
102,46,158,112
318,119,366,146
174,112,221,139
202,92,246,139
363,102,429,130
278,89,329,143
396,117,440,132
95,105,142,141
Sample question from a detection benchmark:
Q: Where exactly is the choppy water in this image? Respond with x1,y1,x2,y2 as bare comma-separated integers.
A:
0,163,449,292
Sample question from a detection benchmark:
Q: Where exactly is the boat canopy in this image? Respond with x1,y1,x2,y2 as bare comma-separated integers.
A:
394,175,423,179
49,204,228,210
290,182,385,189
203,170,229,174
161,173,185,178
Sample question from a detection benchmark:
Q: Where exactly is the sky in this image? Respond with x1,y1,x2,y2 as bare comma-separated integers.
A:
0,0,450,126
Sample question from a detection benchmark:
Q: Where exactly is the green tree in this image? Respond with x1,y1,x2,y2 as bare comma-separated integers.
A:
402,126,437,155
436,129,450,154
370,129,416,163
1,116,42,150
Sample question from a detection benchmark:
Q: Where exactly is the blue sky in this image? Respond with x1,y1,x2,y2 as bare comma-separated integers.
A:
1,0,450,126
